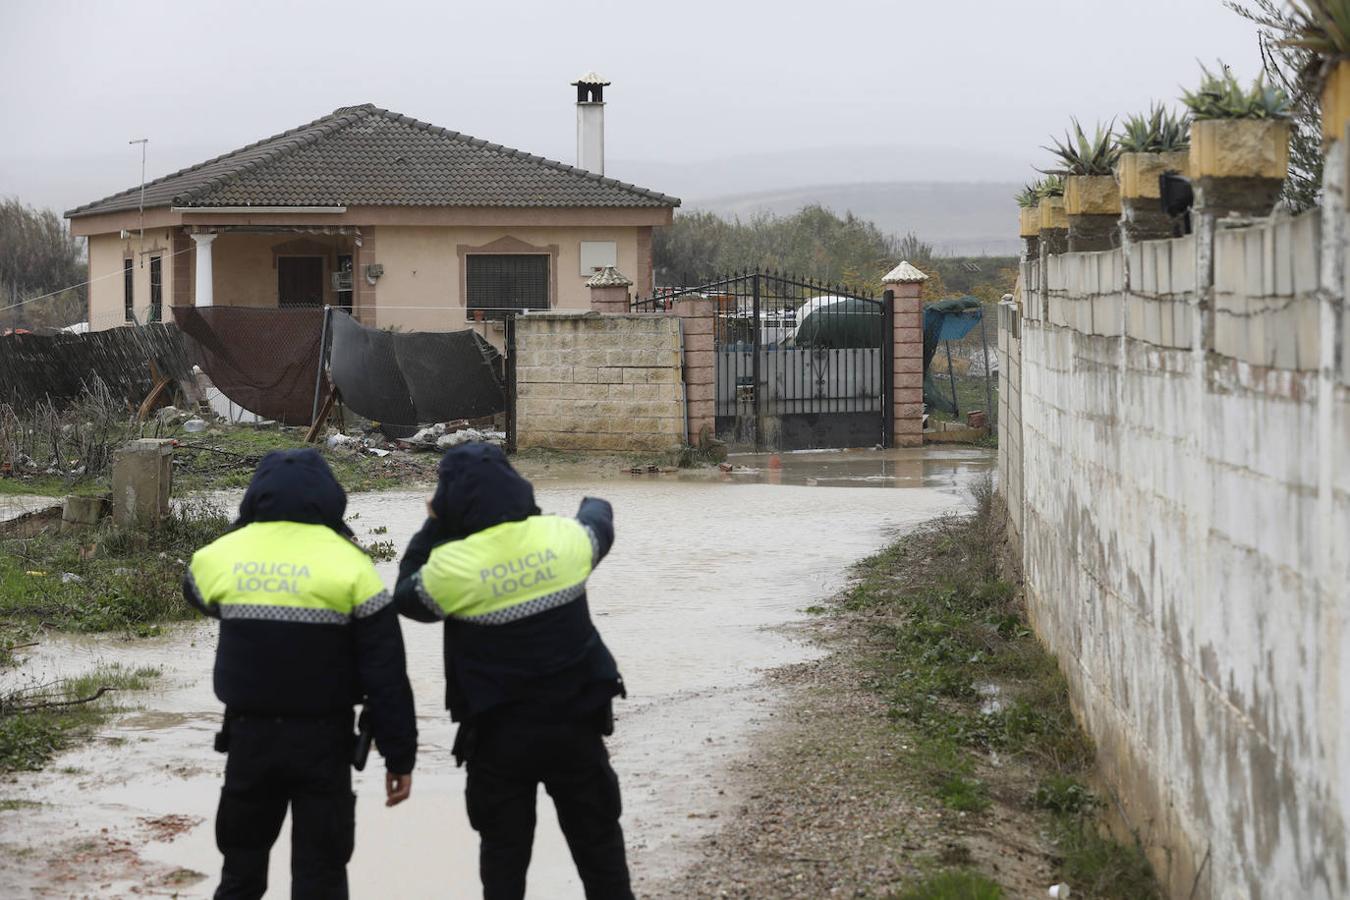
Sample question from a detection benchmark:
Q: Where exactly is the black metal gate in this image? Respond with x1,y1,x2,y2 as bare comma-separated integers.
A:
636,271,893,452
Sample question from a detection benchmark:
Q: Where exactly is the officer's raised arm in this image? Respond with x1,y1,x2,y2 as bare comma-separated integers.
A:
394,515,447,622
576,496,615,566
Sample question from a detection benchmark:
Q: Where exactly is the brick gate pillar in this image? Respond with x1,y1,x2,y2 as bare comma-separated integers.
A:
673,296,716,447
883,261,929,448
586,266,632,314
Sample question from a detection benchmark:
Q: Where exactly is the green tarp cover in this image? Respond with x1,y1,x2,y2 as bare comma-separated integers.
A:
791,298,885,349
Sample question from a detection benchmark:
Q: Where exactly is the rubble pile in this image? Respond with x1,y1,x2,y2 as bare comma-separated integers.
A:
327,419,506,456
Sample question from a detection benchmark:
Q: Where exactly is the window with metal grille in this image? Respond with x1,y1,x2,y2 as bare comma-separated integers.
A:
149,256,163,323
466,255,549,319
123,258,134,322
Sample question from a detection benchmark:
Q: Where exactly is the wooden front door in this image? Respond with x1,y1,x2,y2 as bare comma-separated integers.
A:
278,257,324,308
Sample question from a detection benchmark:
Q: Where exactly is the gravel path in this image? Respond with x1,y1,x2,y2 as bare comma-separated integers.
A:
650,615,1058,898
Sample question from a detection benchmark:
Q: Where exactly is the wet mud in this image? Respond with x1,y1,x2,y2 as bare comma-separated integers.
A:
0,447,991,898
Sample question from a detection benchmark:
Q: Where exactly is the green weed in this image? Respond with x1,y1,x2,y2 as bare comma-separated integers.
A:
0,501,230,633
0,663,159,772
894,869,1003,900
839,474,1159,895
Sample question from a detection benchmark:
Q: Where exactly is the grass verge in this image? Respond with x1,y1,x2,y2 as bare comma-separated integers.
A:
171,426,440,493
0,418,442,498
852,477,1159,898
0,499,230,634
0,663,159,772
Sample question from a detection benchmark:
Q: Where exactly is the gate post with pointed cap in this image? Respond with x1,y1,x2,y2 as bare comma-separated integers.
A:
586,266,632,314
883,261,928,448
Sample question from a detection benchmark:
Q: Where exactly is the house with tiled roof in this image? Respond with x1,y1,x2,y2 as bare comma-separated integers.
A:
66,76,678,334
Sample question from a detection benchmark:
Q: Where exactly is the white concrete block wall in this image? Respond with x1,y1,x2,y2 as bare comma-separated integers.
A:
999,208,1348,899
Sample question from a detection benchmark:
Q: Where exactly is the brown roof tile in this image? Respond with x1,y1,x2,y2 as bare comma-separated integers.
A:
66,104,679,217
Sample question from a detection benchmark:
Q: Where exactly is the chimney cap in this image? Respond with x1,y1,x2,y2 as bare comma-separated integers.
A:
571,71,611,86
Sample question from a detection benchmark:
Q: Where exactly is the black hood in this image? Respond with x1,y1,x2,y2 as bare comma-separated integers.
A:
235,449,352,536
430,443,538,539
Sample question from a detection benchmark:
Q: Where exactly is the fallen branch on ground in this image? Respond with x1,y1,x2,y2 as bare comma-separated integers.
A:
7,685,115,713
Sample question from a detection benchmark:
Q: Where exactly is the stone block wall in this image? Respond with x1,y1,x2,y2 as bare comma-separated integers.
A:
995,298,1023,555
1001,191,1349,898
514,313,686,452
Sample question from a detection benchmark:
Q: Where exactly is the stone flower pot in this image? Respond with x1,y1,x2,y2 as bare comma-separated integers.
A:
1019,206,1041,259
1038,196,1068,255
1117,150,1190,241
1323,59,1350,146
1189,118,1290,218
1064,175,1121,252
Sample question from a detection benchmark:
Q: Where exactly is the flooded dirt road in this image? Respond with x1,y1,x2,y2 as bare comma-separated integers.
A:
0,447,991,898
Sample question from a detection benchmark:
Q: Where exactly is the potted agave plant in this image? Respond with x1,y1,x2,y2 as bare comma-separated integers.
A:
1182,63,1292,217
1044,120,1121,252
1116,104,1191,240
1036,175,1068,255
1280,0,1350,144
1016,182,1042,258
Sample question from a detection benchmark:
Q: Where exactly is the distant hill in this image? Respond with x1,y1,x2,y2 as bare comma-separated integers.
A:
607,144,1027,257
688,182,1022,256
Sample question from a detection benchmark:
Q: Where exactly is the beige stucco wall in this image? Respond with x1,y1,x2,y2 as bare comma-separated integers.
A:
87,228,176,330
373,225,641,333
515,313,685,452
211,233,353,308
86,222,647,336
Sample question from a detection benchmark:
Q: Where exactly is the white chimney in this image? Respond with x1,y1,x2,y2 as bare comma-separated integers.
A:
572,72,609,175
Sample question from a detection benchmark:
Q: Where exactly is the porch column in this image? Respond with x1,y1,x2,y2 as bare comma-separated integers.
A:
882,261,929,448
191,233,217,308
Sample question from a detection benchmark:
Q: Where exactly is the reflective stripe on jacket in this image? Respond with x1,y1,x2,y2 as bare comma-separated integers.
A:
413,515,598,625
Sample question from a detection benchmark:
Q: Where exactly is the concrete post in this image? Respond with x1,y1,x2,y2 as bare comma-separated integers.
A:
883,261,929,448
111,439,174,527
673,296,717,447
191,233,217,308
61,495,110,532
586,266,632,315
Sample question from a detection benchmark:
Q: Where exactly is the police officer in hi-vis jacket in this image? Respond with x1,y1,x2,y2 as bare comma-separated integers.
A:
185,449,417,900
393,443,632,900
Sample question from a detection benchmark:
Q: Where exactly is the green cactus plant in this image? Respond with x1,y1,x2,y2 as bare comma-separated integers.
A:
1037,175,1066,198
1280,0,1350,92
1015,183,1041,208
1117,104,1191,153
1181,62,1292,120
1041,119,1120,177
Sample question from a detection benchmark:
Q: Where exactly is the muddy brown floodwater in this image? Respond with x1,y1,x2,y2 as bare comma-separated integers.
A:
0,447,991,898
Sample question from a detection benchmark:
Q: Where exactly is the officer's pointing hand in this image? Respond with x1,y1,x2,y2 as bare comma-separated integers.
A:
386,772,412,807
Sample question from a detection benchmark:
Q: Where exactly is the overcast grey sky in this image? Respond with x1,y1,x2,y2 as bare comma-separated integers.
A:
1,0,1264,214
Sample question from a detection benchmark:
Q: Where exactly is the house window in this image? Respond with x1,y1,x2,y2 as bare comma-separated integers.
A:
149,256,162,323
278,257,325,308
466,255,549,319
123,258,134,322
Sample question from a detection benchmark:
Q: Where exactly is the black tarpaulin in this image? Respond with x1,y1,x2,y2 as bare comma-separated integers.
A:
327,311,504,437
172,307,324,425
